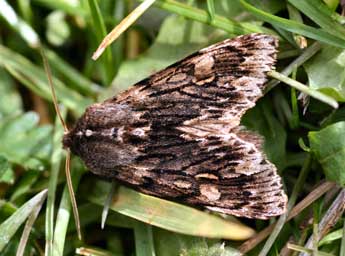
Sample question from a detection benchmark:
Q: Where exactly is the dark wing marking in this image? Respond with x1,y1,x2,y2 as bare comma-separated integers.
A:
64,33,287,219
112,33,277,131
113,129,287,219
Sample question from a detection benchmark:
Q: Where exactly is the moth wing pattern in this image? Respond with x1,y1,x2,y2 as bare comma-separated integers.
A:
64,33,288,219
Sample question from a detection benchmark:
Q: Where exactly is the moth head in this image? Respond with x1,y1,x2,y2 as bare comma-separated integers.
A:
62,102,140,177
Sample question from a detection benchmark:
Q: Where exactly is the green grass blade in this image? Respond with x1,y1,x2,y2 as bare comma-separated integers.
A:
0,0,40,48
268,71,339,109
45,49,101,96
0,189,48,252
319,228,342,246
52,163,84,256
286,4,307,48
16,193,46,256
87,0,115,85
17,0,33,23
33,0,87,17
288,0,345,40
239,0,345,49
45,108,67,256
88,180,256,241
10,170,40,202
151,0,276,35
265,42,322,92
206,0,215,20
0,45,92,116
134,222,156,256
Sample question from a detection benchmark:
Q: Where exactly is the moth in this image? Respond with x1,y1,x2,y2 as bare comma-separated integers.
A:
63,33,288,219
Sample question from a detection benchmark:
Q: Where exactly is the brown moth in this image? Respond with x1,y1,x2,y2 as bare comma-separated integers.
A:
63,33,288,219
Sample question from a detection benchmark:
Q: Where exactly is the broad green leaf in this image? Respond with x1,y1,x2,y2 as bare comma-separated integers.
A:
309,122,345,186
0,112,52,169
0,155,13,184
322,106,345,127
304,45,345,101
88,180,255,241
0,189,47,252
0,69,23,118
0,155,9,177
0,166,14,184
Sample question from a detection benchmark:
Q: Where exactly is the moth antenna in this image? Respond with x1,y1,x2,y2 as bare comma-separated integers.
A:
40,48,82,240
65,149,82,240
40,48,68,133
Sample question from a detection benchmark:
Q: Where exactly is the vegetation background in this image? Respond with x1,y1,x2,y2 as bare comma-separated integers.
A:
0,0,345,255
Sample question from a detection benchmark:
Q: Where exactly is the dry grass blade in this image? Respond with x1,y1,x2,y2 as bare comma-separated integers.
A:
288,181,335,220
299,189,345,256
76,247,113,256
239,181,335,254
92,0,156,60
287,243,333,256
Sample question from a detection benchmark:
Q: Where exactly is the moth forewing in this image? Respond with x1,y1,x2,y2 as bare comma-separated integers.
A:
64,33,287,220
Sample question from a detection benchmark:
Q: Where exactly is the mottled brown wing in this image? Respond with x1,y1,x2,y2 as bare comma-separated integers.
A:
127,131,287,219
114,33,277,131
64,33,287,219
